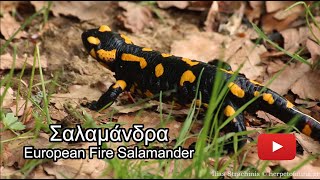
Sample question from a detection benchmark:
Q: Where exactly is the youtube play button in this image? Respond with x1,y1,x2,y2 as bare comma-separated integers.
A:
258,134,296,160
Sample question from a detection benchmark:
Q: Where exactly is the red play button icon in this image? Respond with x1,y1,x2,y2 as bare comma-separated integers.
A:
258,134,296,160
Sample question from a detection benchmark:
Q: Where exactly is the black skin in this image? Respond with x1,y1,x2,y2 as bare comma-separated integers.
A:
81,26,320,150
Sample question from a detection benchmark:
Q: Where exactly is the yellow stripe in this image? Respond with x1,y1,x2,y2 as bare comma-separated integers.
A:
87,36,100,45
228,82,245,98
97,49,116,61
262,93,274,105
99,25,111,32
113,80,127,90
90,48,97,59
120,34,133,44
161,53,171,58
121,53,147,69
181,57,199,66
224,105,235,117
250,80,263,86
286,100,294,108
142,47,152,51
155,63,164,77
302,124,312,137
180,70,196,86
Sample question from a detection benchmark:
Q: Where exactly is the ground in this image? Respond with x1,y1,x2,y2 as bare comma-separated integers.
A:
1,1,320,179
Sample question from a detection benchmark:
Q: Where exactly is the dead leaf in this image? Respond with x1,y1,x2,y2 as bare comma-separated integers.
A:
0,53,48,70
0,13,27,40
266,62,310,96
306,38,320,62
273,4,303,20
0,166,24,179
226,39,267,80
1,86,14,108
291,69,320,100
245,1,263,22
43,158,109,179
295,98,318,108
31,1,112,24
261,12,300,34
9,99,32,117
280,28,300,53
279,154,320,179
157,1,189,9
117,2,154,33
295,133,320,155
204,1,219,32
265,1,293,13
170,31,231,62
218,2,245,35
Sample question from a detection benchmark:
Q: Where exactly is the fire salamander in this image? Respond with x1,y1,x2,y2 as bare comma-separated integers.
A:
81,25,320,147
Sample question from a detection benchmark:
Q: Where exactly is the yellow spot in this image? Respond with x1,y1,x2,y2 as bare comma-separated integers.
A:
121,53,147,69
142,47,152,51
155,63,164,77
219,68,234,74
228,82,245,98
224,105,235,117
130,85,135,93
254,91,260,97
161,53,171,58
250,80,263,86
262,93,275,105
180,70,196,86
181,57,199,66
99,25,111,32
120,34,133,44
113,80,127,90
287,101,295,108
97,49,116,61
302,124,312,137
87,36,100,45
90,49,97,59
195,100,202,107
144,90,153,97
203,103,209,108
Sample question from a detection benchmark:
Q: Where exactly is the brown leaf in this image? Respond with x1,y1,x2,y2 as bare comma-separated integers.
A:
117,2,154,33
218,2,245,35
157,1,189,9
306,38,320,62
295,133,320,155
170,31,230,62
9,99,32,117
265,1,294,13
245,1,263,22
226,39,267,80
291,69,320,100
1,86,14,108
0,13,27,40
0,53,48,70
266,62,310,96
261,12,300,34
43,158,109,179
279,154,320,179
51,85,102,110
273,4,303,21
204,1,219,32
31,1,111,24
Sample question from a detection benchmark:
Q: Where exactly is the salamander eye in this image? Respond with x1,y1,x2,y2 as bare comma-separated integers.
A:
87,36,100,45
98,25,112,32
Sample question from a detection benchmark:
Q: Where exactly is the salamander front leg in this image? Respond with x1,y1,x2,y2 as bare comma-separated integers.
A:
221,100,247,152
86,80,127,111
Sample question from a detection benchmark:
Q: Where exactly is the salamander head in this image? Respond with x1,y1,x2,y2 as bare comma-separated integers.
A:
82,25,128,68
